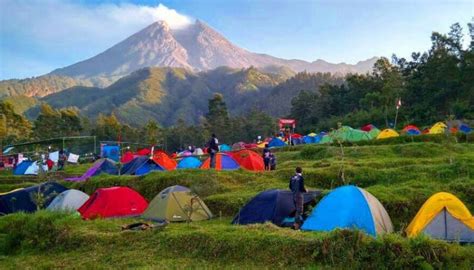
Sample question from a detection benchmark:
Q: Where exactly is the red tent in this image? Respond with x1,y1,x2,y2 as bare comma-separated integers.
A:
152,150,177,170
402,125,421,133
78,187,148,219
291,133,303,139
361,124,376,132
121,151,135,163
231,150,264,171
244,143,258,149
136,148,151,156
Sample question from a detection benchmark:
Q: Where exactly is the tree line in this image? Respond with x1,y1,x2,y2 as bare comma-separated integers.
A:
290,22,473,133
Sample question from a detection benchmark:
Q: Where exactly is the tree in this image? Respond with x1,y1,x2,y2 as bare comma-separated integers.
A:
204,93,231,142
143,120,161,145
33,104,61,139
0,101,31,146
92,113,122,141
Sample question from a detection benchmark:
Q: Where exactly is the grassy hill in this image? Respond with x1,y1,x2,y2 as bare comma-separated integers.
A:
0,139,473,269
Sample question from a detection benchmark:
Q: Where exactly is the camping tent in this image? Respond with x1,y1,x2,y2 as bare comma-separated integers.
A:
301,185,393,236
376,129,400,139
232,142,246,151
13,160,47,175
142,185,212,222
219,144,232,152
406,192,474,243
459,123,472,134
201,153,240,170
320,134,333,144
232,189,320,226
177,157,202,169
102,145,120,161
121,151,135,163
153,151,177,170
231,150,264,171
333,126,372,142
178,150,192,157
78,187,148,219
136,148,151,156
193,148,204,155
120,156,164,175
268,138,286,148
361,124,376,132
65,159,118,182
402,125,421,136
0,182,68,215
303,135,318,144
429,122,447,134
47,189,90,212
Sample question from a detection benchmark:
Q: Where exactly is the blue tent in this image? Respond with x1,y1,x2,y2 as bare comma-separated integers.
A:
120,156,164,175
232,189,320,226
268,138,286,148
459,124,472,134
13,160,33,175
0,182,68,215
102,145,120,162
301,185,393,236
177,157,202,169
303,136,320,144
219,144,232,152
406,129,421,136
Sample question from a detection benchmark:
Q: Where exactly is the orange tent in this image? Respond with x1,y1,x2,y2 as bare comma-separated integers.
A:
231,150,264,171
153,150,177,170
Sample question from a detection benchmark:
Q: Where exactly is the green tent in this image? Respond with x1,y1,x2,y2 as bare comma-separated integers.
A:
332,126,371,142
367,128,381,139
320,135,334,144
142,185,213,222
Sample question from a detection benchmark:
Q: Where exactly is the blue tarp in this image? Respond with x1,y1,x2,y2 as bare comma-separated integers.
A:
120,156,164,175
0,182,68,215
302,186,378,235
232,189,320,226
102,145,120,162
177,157,202,169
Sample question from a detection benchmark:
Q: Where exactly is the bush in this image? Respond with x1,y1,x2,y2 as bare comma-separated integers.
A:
0,211,80,254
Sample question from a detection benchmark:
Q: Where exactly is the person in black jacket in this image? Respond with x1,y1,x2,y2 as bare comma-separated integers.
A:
289,166,307,229
208,134,219,169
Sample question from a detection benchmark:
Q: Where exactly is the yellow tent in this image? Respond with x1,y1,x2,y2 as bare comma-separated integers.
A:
376,129,399,139
308,133,317,137
257,142,267,148
0,188,24,196
429,122,447,134
406,192,474,240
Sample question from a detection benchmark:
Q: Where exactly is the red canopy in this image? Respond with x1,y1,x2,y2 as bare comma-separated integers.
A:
279,118,296,129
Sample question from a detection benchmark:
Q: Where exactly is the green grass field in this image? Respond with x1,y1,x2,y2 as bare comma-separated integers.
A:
0,138,473,269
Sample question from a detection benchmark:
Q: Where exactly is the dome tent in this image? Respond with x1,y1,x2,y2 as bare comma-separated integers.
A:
120,156,164,175
232,189,320,226
302,185,393,236
78,187,148,219
231,150,264,171
201,153,240,170
406,192,474,243
177,157,202,169
142,185,212,222
65,158,118,182
376,129,400,139
0,182,68,215
429,122,447,134
47,189,90,212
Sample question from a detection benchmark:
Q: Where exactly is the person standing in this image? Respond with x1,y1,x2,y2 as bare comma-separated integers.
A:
58,150,67,171
289,167,307,230
262,144,270,170
208,134,219,169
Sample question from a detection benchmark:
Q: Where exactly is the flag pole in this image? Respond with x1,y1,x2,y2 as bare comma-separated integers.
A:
394,98,401,129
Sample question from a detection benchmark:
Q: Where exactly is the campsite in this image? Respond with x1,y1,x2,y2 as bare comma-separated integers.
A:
0,131,473,268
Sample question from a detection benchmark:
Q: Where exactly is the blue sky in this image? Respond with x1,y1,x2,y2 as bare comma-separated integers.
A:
0,0,472,80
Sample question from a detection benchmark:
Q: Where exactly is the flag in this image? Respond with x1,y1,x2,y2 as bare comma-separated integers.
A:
396,98,402,109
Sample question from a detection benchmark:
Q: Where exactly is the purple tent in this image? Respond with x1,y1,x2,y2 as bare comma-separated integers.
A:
64,159,118,182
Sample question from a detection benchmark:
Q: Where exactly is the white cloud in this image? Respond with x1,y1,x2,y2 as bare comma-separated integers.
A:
0,0,192,52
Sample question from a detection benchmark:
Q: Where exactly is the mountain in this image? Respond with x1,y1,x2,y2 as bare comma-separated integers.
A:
29,67,338,126
50,20,376,80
